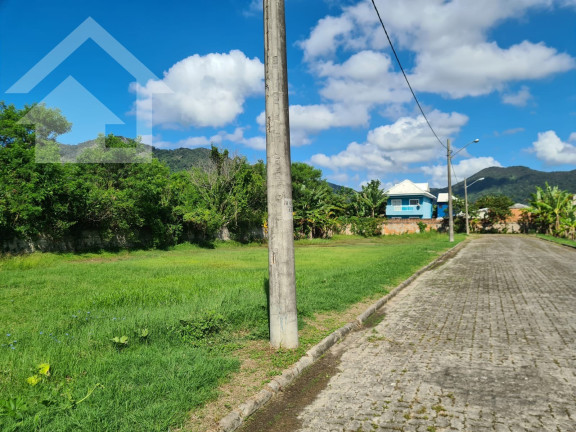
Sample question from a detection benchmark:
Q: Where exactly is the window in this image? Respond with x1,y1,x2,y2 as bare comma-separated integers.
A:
409,199,420,206
391,199,402,206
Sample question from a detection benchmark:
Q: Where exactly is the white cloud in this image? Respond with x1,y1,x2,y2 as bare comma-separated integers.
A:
502,86,533,107
299,0,576,99
132,50,264,129
290,104,369,131
411,41,574,98
501,127,526,136
298,15,355,61
311,110,469,174
245,0,262,15
317,51,410,105
421,157,503,188
530,130,576,165
141,134,210,149
256,103,370,147
142,127,265,150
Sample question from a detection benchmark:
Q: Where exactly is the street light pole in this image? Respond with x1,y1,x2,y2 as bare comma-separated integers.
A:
464,177,469,235
447,139,454,242
446,138,479,242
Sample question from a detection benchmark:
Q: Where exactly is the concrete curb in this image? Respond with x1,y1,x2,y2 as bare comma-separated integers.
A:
535,234,576,250
217,239,469,432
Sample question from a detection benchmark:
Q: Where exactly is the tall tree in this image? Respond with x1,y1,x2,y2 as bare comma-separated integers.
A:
474,194,514,227
183,146,266,238
291,162,337,238
358,179,387,218
0,102,77,239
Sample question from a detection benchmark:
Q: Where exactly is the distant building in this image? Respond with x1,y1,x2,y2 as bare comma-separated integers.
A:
385,180,435,219
436,193,457,218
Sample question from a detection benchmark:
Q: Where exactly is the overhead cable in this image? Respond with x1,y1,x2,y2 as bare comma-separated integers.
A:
370,0,447,150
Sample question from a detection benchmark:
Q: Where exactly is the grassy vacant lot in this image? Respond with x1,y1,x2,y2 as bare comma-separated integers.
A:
0,233,462,431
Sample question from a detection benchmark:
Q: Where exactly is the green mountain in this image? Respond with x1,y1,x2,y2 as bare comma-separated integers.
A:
58,137,212,171
152,147,212,171
431,166,576,204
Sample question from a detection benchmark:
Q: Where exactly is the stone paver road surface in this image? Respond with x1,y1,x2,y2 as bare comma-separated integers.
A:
244,236,576,432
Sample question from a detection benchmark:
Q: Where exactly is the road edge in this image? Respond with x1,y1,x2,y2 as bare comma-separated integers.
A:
218,238,470,432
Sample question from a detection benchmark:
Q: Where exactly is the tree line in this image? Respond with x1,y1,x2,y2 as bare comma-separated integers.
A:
451,184,575,238
5,102,572,249
0,103,388,250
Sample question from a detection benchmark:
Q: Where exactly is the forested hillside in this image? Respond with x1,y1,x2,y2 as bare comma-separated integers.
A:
432,166,576,204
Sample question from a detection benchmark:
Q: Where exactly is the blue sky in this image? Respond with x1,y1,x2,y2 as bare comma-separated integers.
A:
1,0,576,189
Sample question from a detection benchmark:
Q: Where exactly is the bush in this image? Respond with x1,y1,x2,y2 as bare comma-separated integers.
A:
346,217,383,237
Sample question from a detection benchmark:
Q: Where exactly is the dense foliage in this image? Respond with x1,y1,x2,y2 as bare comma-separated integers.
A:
526,183,576,239
474,194,514,228
0,103,389,250
0,103,266,248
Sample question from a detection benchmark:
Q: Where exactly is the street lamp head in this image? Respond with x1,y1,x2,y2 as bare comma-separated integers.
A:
478,177,485,181
473,139,480,143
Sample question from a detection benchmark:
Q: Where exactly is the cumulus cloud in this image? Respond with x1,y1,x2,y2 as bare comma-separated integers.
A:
142,127,265,150
299,0,576,99
299,15,355,61
132,50,264,129
530,130,576,165
317,50,410,105
502,86,533,107
311,110,469,175
421,157,503,188
256,103,370,146
411,41,574,98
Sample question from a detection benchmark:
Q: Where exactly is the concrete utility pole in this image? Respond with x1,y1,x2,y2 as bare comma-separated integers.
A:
263,0,299,349
447,139,454,242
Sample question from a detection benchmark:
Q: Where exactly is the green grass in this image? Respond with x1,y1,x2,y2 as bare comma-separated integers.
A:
536,234,576,248
0,232,463,431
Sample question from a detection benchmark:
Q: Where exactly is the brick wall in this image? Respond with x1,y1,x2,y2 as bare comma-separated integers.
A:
381,219,443,235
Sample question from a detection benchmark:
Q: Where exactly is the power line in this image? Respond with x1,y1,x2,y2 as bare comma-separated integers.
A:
369,0,447,150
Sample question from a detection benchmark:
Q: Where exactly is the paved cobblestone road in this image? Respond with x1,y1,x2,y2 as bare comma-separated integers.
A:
298,236,576,432
243,236,576,432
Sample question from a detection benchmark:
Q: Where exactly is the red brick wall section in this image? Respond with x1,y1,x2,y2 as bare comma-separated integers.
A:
381,219,443,235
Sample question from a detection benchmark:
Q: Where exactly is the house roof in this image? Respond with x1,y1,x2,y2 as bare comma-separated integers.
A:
436,193,457,203
510,203,529,209
385,179,435,199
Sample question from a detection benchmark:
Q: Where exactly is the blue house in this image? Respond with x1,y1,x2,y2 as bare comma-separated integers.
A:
436,193,456,218
385,180,435,219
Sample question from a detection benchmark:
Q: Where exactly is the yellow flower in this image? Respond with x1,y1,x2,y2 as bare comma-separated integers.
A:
26,375,41,386
37,363,51,376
